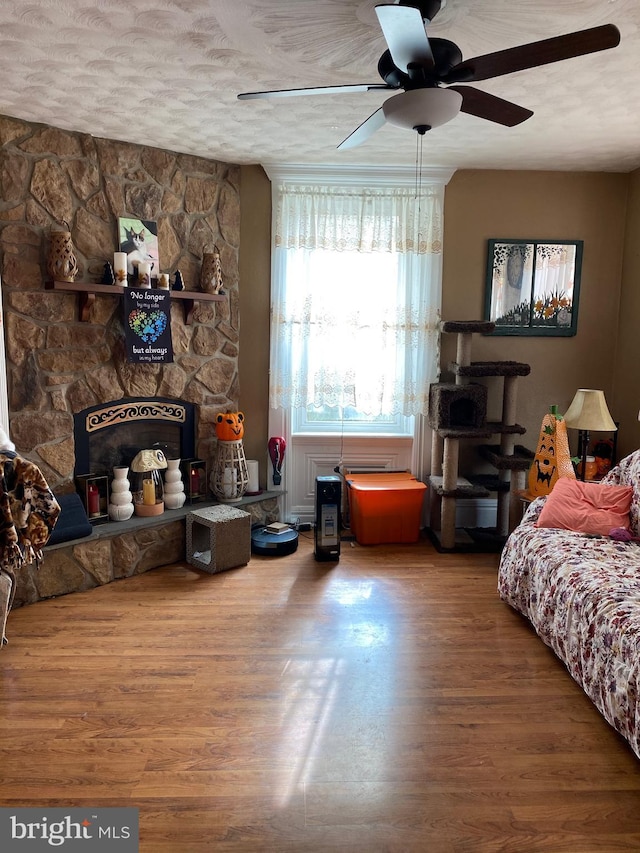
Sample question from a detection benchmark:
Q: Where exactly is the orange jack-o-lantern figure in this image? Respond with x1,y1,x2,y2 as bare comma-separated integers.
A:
593,439,614,480
527,405,575,498
215,411,245,442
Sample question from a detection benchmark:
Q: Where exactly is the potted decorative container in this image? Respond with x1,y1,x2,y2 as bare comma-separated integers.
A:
108,466,134,521
163,458,186,509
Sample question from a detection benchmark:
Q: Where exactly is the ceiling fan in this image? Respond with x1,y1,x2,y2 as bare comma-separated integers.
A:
237,1,620,150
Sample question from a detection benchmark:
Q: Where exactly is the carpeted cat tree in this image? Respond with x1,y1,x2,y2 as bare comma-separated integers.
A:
428,320,532,552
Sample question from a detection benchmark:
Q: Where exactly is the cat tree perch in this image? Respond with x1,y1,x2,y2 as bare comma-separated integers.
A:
428,320,532,552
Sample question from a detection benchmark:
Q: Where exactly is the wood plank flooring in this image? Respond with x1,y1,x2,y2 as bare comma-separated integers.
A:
1,532,639,851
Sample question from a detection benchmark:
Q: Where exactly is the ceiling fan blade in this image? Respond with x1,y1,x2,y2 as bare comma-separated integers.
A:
375,4,434,72
443,24,621,83
449,85,533,126
416,1,442,24
337,107,387,150
396,1,442,23
238,83,394,100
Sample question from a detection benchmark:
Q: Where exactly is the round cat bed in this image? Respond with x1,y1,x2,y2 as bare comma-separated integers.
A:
251,526,299,556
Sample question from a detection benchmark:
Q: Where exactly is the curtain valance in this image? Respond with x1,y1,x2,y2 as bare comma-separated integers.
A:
274,184,443,254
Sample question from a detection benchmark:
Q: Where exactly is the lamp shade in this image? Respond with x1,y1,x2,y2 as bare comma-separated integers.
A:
382,87,463,131
563,389,617,432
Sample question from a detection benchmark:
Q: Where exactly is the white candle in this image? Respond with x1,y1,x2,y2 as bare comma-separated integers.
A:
114,252,128,286
247,460,259,494
158,272,170,289
138,261,151,288
223,467,237,499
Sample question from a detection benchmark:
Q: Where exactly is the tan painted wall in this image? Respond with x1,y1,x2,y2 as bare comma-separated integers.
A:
238,167,634,477
238,165,272,485
442,170,628,464
613,168,640,459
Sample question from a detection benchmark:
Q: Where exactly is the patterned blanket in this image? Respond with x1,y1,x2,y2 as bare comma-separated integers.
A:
498,450,640,758
0,452,60,645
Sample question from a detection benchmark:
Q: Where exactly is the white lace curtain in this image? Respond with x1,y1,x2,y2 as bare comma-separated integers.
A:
269,183,444,416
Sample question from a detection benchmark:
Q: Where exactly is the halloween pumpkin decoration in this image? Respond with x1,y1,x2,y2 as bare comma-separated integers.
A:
593,438,614,480
211,412,249,502
527,405,575,498
215,412,245,442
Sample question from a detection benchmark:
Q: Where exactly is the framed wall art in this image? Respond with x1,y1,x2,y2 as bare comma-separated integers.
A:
118,217,160,278
484,239,583,336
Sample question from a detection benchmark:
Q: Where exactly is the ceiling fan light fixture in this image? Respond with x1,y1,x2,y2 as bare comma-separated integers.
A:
382,87,463,131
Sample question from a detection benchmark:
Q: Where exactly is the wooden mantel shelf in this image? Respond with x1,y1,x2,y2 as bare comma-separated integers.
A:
46,280,225,324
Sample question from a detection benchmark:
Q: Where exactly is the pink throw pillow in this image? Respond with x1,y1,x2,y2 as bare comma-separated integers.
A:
535,478,633,536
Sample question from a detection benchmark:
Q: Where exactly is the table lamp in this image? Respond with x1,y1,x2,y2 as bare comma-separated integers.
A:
563,389,617,481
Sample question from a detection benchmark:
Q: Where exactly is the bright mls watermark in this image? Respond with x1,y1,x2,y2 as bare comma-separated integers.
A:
0,808,138,851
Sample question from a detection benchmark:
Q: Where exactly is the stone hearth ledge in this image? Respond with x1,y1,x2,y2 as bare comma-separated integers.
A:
12,493,280,609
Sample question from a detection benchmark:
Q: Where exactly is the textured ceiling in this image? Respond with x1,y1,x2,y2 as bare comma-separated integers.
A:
2,0,639,172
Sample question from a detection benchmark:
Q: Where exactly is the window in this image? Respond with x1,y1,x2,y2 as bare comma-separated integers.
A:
292,405,412,436
268,171,448,433
286,247,413,435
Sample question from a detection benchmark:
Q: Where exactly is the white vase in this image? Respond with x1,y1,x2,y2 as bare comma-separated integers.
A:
164,458,186,510
108,466,134,521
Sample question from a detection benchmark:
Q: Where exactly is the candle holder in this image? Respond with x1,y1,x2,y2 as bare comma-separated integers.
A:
200,245,224,295
211,440,249,503
179,459,208,503
47,225,78,283
130,448,167,516
131,469,164,516
75,474,110,524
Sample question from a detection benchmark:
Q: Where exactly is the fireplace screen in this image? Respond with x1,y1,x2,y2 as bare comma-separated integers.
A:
74,398,196,477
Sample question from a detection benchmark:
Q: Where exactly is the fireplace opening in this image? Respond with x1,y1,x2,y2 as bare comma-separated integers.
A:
74,398,196,477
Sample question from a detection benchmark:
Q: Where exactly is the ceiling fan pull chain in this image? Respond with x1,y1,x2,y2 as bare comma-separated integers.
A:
419,132,424,200
415,129,425,245
419,132,425,240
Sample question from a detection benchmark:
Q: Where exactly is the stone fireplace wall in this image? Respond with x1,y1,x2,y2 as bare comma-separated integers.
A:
0,113,241,491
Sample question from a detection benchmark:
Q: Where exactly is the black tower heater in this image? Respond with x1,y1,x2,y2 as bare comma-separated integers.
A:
314,475,341,561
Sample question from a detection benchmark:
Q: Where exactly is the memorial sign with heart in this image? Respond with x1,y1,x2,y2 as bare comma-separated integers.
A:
123,289,173,364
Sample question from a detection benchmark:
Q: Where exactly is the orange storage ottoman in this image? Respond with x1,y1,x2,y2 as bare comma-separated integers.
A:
347,472,427,545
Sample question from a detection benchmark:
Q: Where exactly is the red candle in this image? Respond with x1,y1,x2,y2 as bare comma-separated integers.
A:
88,484,100,516
190,468,200,496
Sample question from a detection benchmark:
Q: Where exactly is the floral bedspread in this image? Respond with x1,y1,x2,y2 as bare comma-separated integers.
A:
498,450,640,759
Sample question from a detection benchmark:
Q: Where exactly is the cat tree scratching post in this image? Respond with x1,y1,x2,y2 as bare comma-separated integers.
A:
496,374,518,536
440,327,476,548
440,436,459,550
428,320,532,552
455,331,473,383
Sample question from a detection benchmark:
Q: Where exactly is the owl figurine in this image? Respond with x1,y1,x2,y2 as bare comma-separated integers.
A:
131,448,168,472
